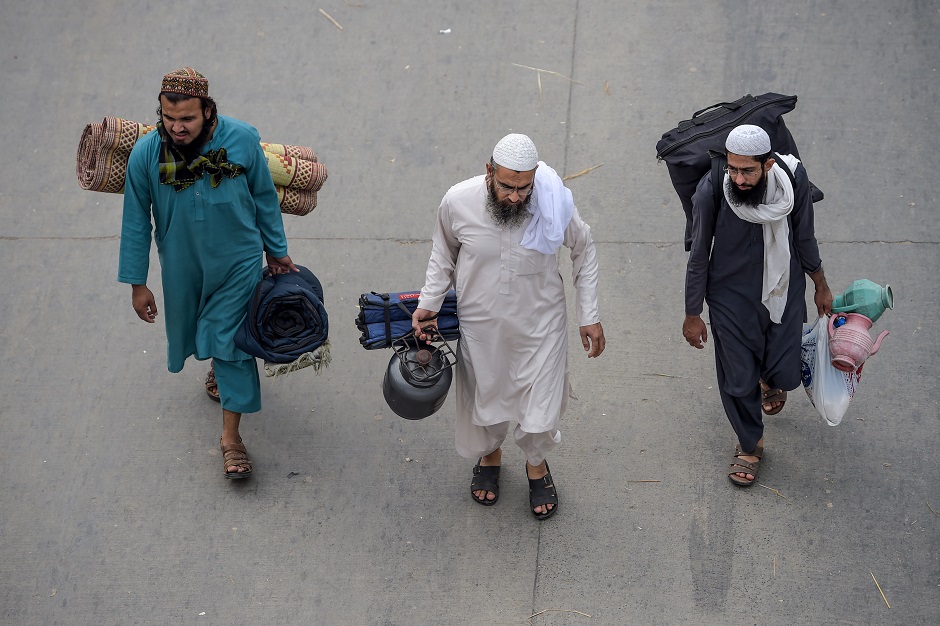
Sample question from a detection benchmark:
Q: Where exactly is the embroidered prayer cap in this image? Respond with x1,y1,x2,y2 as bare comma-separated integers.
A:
161,67,209,98
492,133,539,171
725,124,771,156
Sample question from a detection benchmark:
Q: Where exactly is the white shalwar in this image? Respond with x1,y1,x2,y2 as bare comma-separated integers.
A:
418,174,600,463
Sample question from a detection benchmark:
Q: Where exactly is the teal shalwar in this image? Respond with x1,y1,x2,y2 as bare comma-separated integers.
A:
118,115,289,413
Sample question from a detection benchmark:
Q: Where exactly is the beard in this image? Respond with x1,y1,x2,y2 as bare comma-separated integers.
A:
157,104,216,160
485,178,532,229
173,118,214,161
725,171,768,208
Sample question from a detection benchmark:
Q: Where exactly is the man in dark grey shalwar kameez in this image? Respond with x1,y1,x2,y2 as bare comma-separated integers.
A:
682,125,833,486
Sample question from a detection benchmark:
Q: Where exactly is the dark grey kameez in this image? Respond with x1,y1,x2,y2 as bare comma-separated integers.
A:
685,161,822,452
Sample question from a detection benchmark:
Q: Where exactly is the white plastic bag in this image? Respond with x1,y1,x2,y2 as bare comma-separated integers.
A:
800,316,863,426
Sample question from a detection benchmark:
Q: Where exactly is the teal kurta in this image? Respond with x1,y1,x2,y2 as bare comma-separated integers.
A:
118,115,289,373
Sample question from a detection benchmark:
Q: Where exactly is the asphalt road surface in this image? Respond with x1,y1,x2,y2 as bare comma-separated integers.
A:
1,1,937,624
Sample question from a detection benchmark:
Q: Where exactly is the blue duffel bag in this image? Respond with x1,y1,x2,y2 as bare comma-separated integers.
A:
356,290,459,349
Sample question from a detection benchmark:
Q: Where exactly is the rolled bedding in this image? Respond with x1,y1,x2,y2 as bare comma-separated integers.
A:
356,290,459,349
235,266,329,363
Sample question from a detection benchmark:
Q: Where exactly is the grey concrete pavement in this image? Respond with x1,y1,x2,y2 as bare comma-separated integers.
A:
1,1,937,624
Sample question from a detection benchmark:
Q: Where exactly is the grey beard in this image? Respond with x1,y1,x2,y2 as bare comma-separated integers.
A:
486,189,531,229
725,173,768,208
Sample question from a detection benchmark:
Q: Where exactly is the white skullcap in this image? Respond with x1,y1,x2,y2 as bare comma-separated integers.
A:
492,133,539,171
725,124,771,156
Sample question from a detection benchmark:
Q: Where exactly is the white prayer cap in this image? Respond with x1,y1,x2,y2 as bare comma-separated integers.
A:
492,134,539,171
725,124,771,156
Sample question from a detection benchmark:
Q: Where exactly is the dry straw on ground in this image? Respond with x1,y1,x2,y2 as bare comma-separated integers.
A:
319,8,343,30
870,571,891,608
529,608,592,623
563,163,604,181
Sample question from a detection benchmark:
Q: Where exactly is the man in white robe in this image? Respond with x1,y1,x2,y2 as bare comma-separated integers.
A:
413,134,605,520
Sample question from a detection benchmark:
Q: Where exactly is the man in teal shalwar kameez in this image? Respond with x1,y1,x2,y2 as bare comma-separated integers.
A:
118,68,297,479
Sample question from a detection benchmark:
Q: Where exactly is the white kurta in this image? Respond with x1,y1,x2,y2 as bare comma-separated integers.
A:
418,174,600,434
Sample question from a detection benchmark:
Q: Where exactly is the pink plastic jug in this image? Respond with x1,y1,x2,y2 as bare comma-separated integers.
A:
828,313,889,373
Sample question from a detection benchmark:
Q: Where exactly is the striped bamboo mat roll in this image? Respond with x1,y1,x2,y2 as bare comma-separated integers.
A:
76,117,155,194
260,142,316,161
76,117,327,214
276,187,319,217
264,151,328,192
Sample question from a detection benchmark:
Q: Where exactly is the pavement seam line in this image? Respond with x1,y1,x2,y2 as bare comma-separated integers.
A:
561,0,580,180
531,0,577,617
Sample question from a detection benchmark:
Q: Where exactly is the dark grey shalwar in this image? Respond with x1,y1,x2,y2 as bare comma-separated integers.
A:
685,161,822,452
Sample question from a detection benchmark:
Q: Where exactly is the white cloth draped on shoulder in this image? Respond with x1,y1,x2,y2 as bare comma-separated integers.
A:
723,153,800,323
520,161,575,255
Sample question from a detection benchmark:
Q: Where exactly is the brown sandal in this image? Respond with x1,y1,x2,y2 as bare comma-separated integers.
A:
221,439,253,479
728,444,763,487
759,380,786,415
205,367,221,402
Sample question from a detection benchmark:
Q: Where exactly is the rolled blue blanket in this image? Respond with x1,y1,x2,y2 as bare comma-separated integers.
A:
235,266,329,363
356,290,459,349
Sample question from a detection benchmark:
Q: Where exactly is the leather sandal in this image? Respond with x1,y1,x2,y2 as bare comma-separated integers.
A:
205,367,221,402
470,459,500,506
221,439,252,479
728,444,763,487
527,462,559,520
759,380,786,415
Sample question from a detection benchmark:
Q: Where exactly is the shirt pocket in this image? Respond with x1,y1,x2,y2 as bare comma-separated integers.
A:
514,247,552,276
207,177,240,208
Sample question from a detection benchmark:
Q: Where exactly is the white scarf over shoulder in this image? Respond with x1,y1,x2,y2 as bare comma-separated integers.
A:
723,154,800,323
520,161,575,254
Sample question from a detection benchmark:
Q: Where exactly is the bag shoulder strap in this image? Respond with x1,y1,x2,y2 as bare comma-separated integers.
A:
375,292,393,349
709,151,725,222
773,152,796,186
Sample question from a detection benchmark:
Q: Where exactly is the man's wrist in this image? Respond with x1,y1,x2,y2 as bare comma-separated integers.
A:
809,262,827,285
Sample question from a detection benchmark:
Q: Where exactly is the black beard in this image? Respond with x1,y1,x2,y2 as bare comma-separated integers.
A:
174,119,214,161
485,178,532,228
725,171,768,208
157,104,215,161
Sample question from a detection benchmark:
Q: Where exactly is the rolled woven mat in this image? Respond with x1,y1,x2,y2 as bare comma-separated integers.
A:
76,117,155,193
77,117,327,213
276,187,318,217
264,151,328,192
260,142,316,161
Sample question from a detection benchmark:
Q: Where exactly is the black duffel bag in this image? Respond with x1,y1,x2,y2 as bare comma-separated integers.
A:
656,93,822,251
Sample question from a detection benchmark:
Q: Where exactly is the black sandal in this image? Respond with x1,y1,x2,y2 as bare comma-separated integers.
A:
527,462,559,520
470,459,500,506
